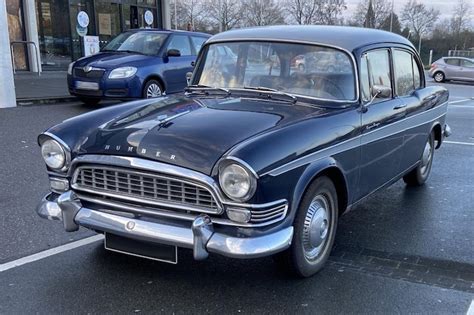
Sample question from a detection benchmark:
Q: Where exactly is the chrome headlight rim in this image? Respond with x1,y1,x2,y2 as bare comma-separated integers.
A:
218,158,257,203
39,133,71,172
67,62,75,75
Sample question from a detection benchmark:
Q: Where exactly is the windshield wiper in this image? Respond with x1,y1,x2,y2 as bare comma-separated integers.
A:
102,49,145,55
185,84,230,96
235,86,298,104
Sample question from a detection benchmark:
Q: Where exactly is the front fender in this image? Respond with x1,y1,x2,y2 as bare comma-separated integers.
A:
289,157,349,222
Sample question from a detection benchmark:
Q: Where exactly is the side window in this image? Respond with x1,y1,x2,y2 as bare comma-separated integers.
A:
393,49,415,96
412,56,421,89
445,58,460,66
167,35,192,56
190,36,207,54
366,49,392,100
461,59,474,68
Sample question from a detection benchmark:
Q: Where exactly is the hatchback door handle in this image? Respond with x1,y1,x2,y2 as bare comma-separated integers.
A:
393,103,407,110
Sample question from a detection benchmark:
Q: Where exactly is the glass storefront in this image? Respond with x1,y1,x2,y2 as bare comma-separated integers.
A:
34,0,163,70
7,0,28,71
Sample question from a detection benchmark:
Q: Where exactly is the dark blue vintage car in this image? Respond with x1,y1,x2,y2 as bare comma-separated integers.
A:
38,26,451,277
67,29,210,105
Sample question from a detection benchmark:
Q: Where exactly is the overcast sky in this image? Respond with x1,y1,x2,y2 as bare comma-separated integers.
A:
343,0,472,22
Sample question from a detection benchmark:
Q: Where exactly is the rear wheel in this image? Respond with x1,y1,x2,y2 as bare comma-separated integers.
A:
143,80,163,98
274,176,338,277
403,132,435,186
433,72,445,83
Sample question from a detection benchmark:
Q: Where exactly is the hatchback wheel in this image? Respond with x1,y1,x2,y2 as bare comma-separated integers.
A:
274,176,338,277
143,80,163,98
433,72,445,83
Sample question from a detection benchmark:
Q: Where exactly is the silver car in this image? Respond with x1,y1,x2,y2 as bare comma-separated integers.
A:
429,57,474,83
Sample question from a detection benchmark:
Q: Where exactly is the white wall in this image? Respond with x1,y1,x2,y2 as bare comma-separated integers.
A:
0,0,17,108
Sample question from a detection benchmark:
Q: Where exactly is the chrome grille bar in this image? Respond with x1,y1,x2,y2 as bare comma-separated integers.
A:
72,165,222,214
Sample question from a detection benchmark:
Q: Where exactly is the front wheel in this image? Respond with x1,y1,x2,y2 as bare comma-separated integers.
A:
274,176,338,277
143,80,163,98
403,132,435,186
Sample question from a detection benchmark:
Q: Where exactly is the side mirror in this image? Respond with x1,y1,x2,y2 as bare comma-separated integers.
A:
371,84,391,99
186,72,193,85
167,49,181,57
361,85,392,113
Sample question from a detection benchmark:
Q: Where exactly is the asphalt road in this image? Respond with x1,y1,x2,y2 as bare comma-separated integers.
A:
0,81,473,314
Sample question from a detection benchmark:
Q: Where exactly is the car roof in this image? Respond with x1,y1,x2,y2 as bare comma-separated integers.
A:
207,25,414,52
127,28,211,37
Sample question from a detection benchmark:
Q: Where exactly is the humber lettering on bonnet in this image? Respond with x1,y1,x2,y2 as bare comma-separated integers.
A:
37,25,451,277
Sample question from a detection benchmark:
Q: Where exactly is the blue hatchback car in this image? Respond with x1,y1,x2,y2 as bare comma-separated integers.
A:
67,29,210,105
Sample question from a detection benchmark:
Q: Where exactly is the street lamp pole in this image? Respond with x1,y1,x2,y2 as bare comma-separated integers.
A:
389,0,394,32
174,0,178,30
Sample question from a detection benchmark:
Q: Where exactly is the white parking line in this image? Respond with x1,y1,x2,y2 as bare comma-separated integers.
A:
449,98,474,105
467,300,474,315
444,141,474,147
0,234,104,273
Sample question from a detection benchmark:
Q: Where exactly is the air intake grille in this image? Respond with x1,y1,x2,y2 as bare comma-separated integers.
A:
72,166,220,213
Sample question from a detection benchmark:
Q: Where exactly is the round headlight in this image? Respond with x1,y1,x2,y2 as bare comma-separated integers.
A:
41,139,66,170
219,163,256,201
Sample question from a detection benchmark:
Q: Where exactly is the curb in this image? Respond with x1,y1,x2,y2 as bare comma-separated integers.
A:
17,96,79,106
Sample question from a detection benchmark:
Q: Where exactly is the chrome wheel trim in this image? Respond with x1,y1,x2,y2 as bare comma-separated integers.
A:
420,140,433,175
302,194,330,261
434,73,443,82
146,83,162,98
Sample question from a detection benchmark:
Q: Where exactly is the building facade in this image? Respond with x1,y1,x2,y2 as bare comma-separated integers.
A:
1,0,171,108
8,0,171,71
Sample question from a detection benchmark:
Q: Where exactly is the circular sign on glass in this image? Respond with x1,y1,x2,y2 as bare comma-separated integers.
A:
144,10,154,26
77,11,90,28
76,25,88,37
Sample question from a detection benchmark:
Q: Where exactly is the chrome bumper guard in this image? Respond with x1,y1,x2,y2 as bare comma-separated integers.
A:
37,191,293,260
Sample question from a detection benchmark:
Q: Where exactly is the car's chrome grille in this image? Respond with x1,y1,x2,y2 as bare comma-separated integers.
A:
72,165,220,214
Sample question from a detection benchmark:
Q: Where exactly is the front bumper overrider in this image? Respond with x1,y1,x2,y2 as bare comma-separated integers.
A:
37,191,293,260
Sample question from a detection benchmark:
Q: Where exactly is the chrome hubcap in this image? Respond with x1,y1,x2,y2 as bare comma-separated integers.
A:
146,83,162,98
435,73,443,81
420,140,432,175
303,195,330,260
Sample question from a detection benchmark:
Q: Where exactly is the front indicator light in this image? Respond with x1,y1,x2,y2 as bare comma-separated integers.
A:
226,208,251,223
50,178,70,192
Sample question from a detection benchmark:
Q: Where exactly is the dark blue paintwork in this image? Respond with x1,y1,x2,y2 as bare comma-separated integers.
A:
67,29,210,101
42,26,450,237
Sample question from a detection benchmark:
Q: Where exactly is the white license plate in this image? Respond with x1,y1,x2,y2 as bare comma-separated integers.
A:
75,81,99,90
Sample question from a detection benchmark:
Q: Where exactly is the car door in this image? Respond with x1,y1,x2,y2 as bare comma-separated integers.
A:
392,49,426,171
444,58,461,80
459,59,474,81
163,34,195,93
358,49,406,198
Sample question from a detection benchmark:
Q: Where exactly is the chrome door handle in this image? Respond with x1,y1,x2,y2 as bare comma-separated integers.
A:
393,103,407,110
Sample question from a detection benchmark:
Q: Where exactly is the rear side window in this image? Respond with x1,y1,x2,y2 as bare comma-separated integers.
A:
461,59,474,67
393,50,415,96
191,36,207,53
445,58,460,66
167,35,192,56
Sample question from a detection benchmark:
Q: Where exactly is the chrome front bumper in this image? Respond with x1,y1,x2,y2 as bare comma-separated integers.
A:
37,191,293,260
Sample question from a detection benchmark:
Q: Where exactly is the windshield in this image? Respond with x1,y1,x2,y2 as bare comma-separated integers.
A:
195,41,356,101
103,32,167,55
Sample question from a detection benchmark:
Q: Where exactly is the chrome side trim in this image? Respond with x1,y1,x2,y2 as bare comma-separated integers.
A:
262,101,448,177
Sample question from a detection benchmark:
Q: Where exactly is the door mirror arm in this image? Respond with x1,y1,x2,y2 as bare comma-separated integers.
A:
361,85,391,113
